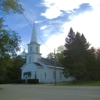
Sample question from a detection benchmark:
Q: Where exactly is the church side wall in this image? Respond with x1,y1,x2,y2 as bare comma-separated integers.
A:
38,61,49,83
48,67,74,83
48,68,63,83
38,68,44,83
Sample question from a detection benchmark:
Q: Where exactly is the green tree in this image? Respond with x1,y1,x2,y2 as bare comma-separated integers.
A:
0,29,21,57
0,0,24,28
84,47,97,81
47,52,54,60
0,0,24,15
0,0,24,82
0,0,24,56
57,45,65,53
47,45,65,63
0,54,13,77
0,29,21,80
65,27,75,49
56,45,65,63
95,48,100,80
6,56,25,83
62,28,93,82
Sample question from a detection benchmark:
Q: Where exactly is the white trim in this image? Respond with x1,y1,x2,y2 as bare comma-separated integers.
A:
20,63,27,69
47,65,64,69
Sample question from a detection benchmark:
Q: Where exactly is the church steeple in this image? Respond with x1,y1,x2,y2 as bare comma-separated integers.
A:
31,22,37,43
27,22,41,63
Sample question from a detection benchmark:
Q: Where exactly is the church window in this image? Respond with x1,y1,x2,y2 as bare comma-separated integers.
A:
29,56,31,63
45,73,46,78
36,47,38,52
30,46,32,52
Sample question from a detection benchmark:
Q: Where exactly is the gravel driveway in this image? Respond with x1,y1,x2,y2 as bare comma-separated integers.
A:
0,84,100,100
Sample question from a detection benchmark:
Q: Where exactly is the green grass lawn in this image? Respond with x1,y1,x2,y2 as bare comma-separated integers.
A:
0,88,3,90
54,81,100,86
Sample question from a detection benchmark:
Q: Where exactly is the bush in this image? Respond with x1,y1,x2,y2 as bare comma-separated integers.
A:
27,79,39,84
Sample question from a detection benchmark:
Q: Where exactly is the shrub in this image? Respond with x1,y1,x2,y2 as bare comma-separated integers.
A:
27,79,39,84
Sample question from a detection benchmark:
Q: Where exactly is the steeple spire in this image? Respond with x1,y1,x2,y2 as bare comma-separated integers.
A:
31,22,37,43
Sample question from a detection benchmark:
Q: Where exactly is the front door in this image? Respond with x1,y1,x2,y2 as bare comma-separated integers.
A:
25,75,28,83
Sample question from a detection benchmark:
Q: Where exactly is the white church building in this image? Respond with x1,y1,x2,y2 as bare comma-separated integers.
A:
21,23,71,83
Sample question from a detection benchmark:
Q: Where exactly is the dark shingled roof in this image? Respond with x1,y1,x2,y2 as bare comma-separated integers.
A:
34,62,43,67
39,58,62,67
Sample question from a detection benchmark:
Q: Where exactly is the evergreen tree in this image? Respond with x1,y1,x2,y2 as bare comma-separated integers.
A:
62,28,92,82
95,48,100,80
65,27,75,50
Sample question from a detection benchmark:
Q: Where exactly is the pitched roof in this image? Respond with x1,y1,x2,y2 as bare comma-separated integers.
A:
31,22,37,43
39,58,62,67
34,62,43,67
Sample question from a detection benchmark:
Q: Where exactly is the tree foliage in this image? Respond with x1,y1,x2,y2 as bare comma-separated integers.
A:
47,45,65,63
46,28,100,82
65,27,75,48
0,0,24,15
95,48,100,80
6,56,25,82
0,0,24,82
0,20,21,75
62,28,98,82
0,29,21,57
47,52,54,60
0,0,23,56
57,45,65,53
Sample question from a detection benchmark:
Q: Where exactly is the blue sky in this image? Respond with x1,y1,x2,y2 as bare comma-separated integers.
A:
3,0,100,57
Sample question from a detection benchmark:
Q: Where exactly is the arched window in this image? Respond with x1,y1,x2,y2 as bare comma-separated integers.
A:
45,73,46,78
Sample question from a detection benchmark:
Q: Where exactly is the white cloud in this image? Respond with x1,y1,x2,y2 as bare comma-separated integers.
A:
65,7,100,48
35,20,43,23
20,0,100,58
40,5,100,57
41,5,62,19
40,25,48,30
40,33,66,57
42,0,81,11
42,0,100,19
